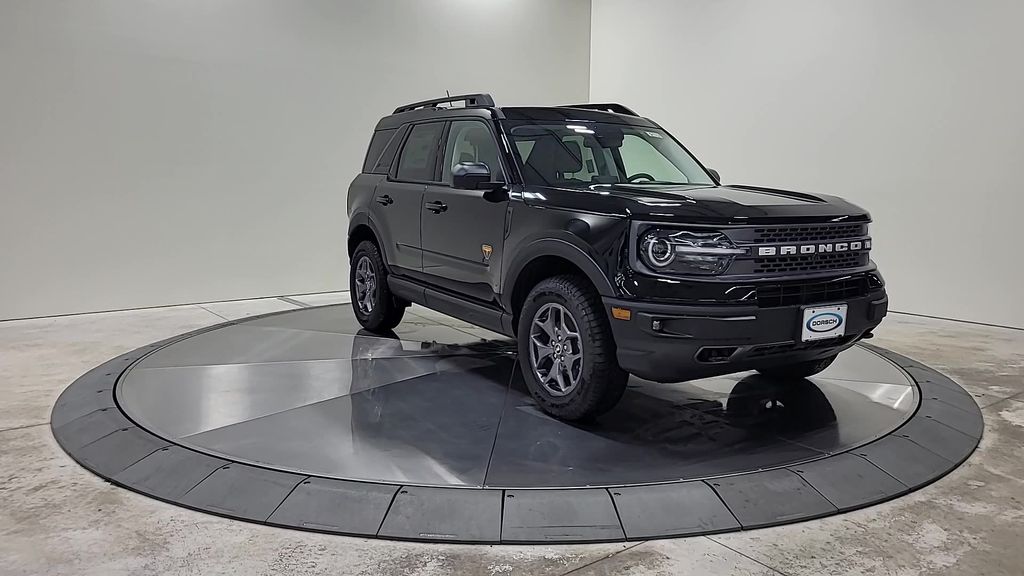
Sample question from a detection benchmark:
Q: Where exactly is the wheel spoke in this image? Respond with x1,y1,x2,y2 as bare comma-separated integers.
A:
559,311,579,338
531,335,553,362
534,312,556,341
552,360,567,392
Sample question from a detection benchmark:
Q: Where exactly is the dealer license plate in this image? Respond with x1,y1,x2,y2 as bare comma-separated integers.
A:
801,304,848,342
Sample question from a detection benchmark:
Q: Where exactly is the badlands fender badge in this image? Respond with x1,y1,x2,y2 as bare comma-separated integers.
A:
481,244,493,263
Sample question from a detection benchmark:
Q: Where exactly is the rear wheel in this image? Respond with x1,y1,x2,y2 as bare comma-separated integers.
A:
518,275,627,421
350,240,406,332
756,354,837,379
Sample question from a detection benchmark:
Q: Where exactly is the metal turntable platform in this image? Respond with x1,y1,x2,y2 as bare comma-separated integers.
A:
52,304,982,543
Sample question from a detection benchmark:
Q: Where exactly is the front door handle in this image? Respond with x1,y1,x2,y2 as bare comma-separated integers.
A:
375,194,393,206
424,200,447,213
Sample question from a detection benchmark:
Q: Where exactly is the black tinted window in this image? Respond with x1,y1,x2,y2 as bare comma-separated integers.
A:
397,123,444,181
362,129,396,173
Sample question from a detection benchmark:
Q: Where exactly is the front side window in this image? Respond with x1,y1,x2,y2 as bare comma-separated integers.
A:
442,120,504,183
396,122,444,181
508,122,714,188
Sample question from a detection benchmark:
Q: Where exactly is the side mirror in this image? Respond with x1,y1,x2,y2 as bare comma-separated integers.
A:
708,168,721,184
452,162,496,190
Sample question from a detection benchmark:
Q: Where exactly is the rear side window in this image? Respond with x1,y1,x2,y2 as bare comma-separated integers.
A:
362,129,396,173
396,122,444,181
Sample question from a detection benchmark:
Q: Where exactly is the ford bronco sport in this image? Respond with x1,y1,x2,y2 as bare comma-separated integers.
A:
347,93,888,420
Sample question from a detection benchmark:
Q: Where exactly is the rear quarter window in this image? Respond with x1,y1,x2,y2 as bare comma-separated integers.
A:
362,128,397,173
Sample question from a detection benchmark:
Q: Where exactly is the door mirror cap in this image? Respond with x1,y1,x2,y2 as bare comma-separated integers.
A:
452,162,501,190
708,168,721,184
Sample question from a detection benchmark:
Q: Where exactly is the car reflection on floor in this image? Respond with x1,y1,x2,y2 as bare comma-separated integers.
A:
343,328,848,488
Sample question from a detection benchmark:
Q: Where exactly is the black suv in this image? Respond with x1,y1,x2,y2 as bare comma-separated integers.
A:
347,93,888,420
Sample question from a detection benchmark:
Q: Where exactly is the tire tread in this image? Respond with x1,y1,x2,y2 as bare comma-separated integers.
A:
518,274,627,421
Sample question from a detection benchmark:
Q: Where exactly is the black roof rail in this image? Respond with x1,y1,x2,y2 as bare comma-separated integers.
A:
563,103,639,116
393,93,496,114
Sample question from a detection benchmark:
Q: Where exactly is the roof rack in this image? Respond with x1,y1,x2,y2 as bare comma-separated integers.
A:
393,93,496,114
564,103,639,116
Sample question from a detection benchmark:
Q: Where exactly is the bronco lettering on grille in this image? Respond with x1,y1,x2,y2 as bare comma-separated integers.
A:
756,239,871,257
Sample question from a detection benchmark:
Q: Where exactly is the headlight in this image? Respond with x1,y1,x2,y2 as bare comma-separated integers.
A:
638,229,746,275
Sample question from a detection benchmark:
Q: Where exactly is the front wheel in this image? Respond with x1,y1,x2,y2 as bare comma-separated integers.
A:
517,275,628,421
350,240,406,332
756,354,837,379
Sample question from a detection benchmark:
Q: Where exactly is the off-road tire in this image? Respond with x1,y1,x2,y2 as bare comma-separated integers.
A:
517,275,628,421
350,240,406,332
756,354,837,379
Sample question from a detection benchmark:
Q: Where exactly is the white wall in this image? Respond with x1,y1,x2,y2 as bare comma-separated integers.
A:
592,0,1024,328
0,0,591,320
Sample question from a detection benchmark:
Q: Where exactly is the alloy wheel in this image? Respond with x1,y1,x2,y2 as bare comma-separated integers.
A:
529,302,584,396
354,256,377,314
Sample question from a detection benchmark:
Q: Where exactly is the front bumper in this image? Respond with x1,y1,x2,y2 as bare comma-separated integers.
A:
603,290,888,382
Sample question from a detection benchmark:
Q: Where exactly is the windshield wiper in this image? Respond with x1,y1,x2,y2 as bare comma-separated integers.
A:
626,180,693,186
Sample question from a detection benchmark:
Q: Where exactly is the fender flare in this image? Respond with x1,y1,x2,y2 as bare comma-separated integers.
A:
501,235,617,311
347,212,394,272
347,212,385,252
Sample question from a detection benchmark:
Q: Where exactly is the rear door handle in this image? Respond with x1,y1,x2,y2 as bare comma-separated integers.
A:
424,200,447,213
375,194,393,206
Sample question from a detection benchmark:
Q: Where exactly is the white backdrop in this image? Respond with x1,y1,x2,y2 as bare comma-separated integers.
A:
4,0,1021,328
0,0,591,320
591,0,1024,328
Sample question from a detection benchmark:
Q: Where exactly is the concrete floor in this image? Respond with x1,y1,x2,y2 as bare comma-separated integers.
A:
1,293,1022,576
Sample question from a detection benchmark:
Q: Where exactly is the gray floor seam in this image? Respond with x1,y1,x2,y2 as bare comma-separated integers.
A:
556,541,647,576
921,411,983,439
788,467,842,511
119,446,171,475
898,435,956,464
888,310,1024,332
0,292,348,324
180,464,228,498
263,476,309,522
481,361,519,488
704,535,793,576
702,480,744,529
853,453,910,489
929,396,981,416
195,304,230,322
277,296,311,308
0,421,49,434
604,487,628,539
980,390,1024,411
375,485,404,536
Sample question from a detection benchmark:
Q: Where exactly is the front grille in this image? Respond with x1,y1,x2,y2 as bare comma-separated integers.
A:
753,252,869,274
756,276,870,308
747,335,857,359
752,224,866,244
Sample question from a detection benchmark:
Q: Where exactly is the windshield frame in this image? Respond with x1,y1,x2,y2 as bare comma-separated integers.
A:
501,119,718,189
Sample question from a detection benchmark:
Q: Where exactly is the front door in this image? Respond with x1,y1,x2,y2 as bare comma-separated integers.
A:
420,119,509,304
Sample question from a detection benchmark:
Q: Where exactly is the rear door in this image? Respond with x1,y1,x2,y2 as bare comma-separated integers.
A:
372,122,445,275
420,119,509,303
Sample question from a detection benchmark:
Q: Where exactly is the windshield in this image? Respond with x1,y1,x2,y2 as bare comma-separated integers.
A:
506,121,715,188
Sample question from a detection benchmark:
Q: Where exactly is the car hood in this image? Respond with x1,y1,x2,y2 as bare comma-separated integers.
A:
519,183,870,224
